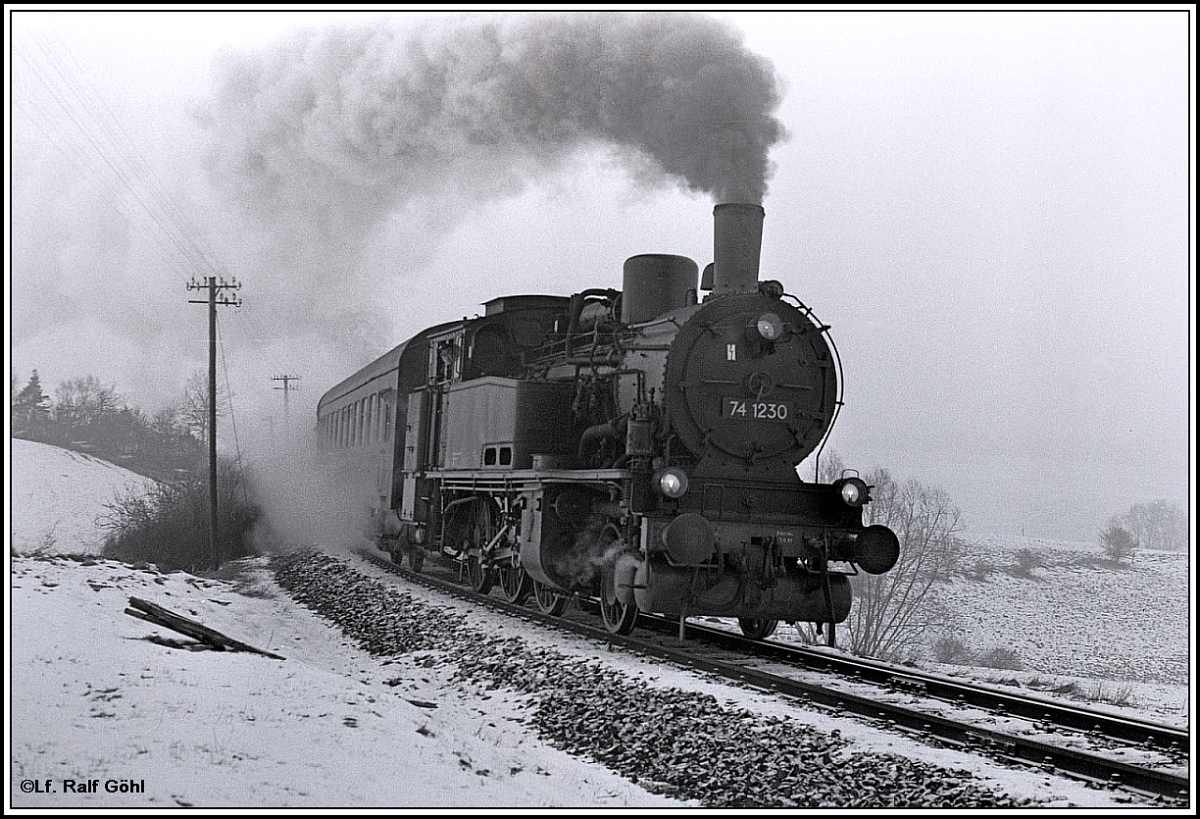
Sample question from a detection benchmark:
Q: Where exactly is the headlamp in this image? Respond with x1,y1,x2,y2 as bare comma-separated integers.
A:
837,477,869,507
756,312,784,341
657,468,690,499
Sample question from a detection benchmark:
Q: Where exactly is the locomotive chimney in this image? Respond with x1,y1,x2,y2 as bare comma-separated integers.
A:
712,203,765,295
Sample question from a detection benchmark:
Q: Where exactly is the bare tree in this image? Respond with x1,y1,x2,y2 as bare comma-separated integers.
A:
180,369,231,445
1120,500,1187,552
53,375,120,430
844,469,963,661
1099,520,1138,566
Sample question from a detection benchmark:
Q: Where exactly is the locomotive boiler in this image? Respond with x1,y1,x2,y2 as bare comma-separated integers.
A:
316,204,899,640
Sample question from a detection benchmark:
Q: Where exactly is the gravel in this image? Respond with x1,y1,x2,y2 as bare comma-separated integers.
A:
271,548,1034,808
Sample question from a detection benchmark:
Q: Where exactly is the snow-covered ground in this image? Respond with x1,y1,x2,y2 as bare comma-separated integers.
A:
10,440,155,556
5,439,1193,809
934,536,1190,686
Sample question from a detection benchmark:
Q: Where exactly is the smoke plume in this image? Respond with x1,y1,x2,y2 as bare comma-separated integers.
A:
199,12,786,231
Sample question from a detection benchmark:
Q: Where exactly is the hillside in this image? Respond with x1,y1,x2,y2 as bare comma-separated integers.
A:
930,536,1189,686
10,439,156,555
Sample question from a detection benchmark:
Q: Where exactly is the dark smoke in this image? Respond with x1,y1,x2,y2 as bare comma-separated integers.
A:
199,12,786,229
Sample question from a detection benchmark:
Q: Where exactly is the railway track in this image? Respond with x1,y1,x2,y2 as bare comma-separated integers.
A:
355,547,1190,805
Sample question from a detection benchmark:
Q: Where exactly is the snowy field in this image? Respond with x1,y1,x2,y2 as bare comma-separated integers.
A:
5,439,1193,809
932,537,1189,686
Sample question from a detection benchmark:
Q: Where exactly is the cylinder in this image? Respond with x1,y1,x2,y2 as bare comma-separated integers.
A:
712,203,765,295
621,254,698,324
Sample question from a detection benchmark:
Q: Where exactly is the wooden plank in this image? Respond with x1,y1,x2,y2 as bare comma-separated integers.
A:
126,596,285,660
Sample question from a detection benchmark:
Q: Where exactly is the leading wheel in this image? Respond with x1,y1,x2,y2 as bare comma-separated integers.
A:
599,555,637,635
533,581,569,616
497,561,532,604
737,618,779,641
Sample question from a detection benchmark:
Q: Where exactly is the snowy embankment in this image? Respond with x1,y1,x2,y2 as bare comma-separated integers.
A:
6,439,1181,808
10,439,155,555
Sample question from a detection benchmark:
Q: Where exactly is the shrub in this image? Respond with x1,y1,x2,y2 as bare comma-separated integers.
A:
965,558,991,582
1085,681,1136,708
1049,681,1081,697
978,646,1024,671
99,457,261,572
1009,548,1045,578
930,634,974,665
1099,522,1137,566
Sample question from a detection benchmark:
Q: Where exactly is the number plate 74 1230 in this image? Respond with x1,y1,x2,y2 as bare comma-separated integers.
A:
722,398,792,421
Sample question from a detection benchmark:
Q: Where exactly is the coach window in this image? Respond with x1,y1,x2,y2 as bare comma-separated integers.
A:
499,446,512,466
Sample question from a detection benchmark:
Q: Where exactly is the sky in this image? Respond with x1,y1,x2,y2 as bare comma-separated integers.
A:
6,6,1194,541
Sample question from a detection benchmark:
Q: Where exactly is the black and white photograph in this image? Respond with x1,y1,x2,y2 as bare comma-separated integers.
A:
7,5,1193,811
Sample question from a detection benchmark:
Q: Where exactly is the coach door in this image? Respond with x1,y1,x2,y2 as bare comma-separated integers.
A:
400,389,430,522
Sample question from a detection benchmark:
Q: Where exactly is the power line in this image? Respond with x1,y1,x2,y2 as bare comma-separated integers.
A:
14,32,226,281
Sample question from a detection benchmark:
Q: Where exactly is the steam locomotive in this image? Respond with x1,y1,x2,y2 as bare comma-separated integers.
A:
316,204,899,640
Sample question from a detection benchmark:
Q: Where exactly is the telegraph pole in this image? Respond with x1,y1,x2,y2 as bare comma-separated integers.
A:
271,374,301,425
187,276,242,569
